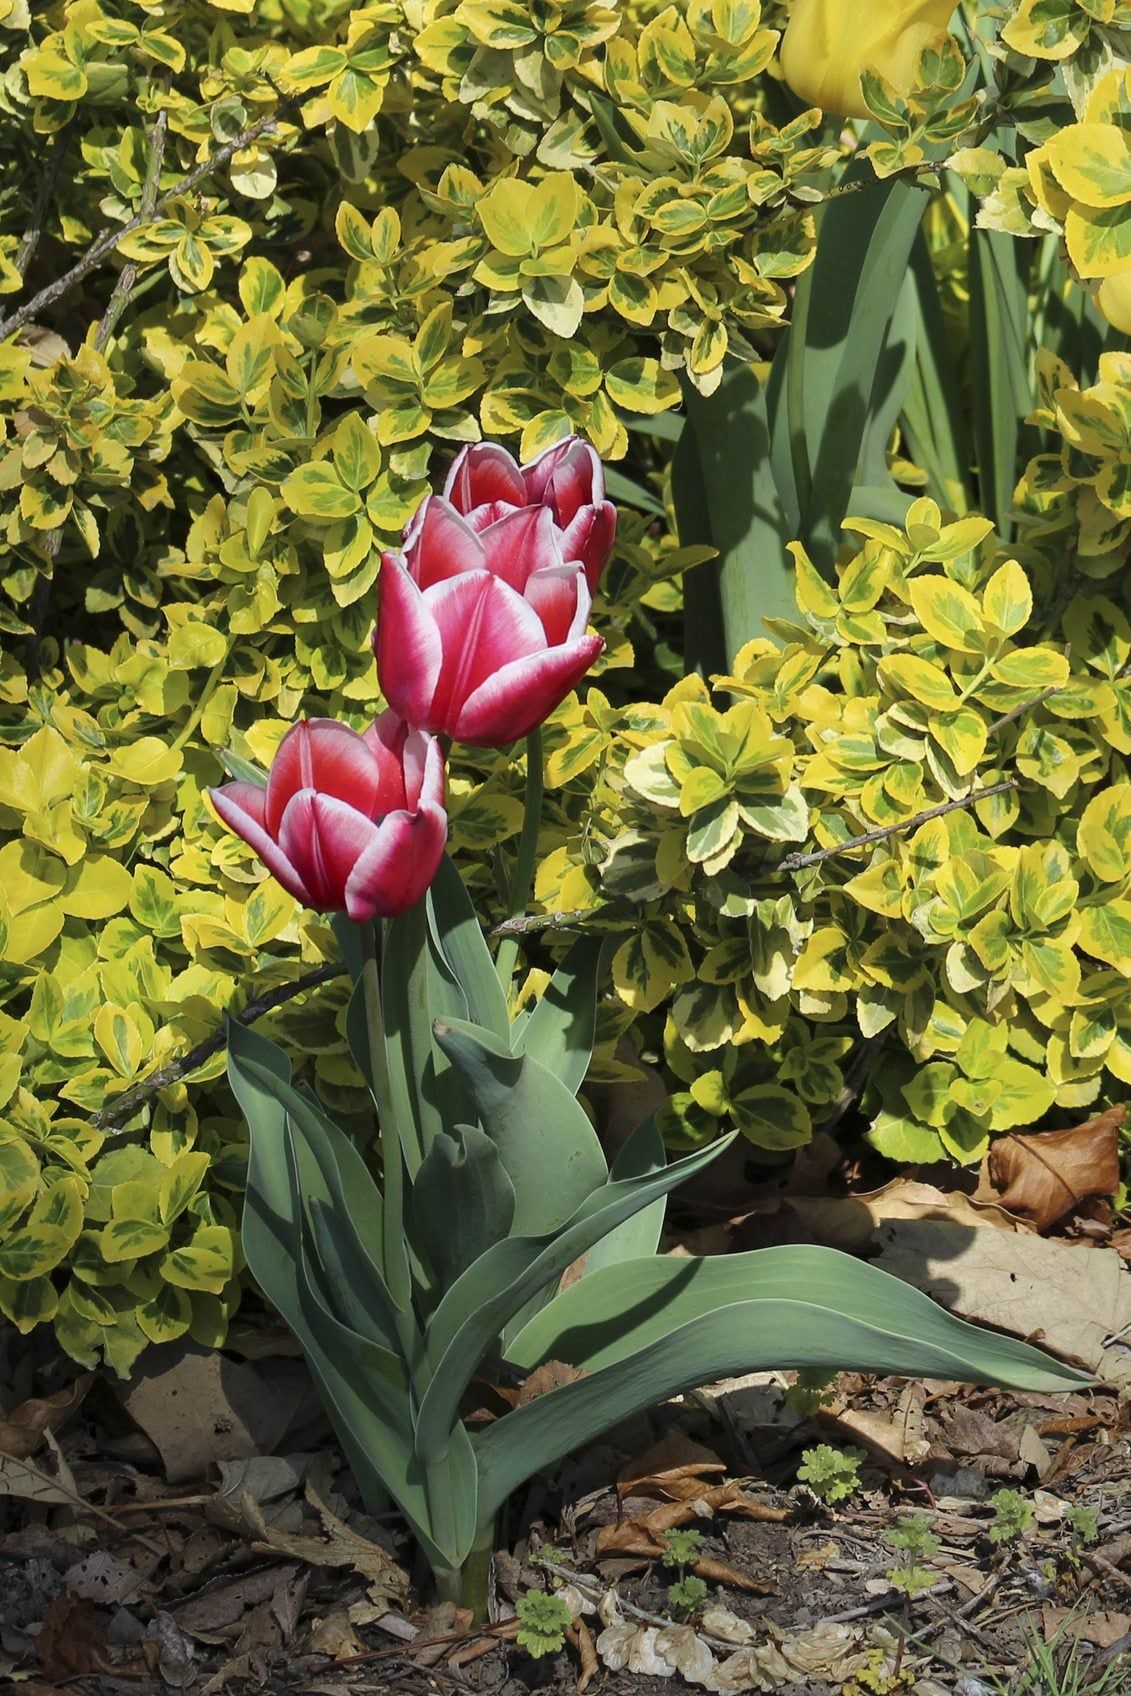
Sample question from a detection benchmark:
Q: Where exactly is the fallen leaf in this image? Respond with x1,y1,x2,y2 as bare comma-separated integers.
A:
0,1452,78,1506
983,1108,1124,1231
120,1344,319,1483
242,1493,407,1608
307,1609,364,1659
0,1375,93,1460
574,1617,599,1693
873,1221,1131,1381
516,1360,588,1405
693,1554,775,1593
655,1624,717,1685
64,1550,143,1607
596,1621,680,1678
596,1484,785,1560
36,1596,135,1680
172,1564,301,1641
617,1432,726,1502
1042,1607,1130,1648
701,1606,756,1646
789,1179,1019,1252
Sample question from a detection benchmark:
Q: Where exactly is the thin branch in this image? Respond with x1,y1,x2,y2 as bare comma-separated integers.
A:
95,96,169,350
0,106,289,343
15,118,76,278
777,780,1017,873
488,901,630,938
91,961,345,1134
984,682,1064,738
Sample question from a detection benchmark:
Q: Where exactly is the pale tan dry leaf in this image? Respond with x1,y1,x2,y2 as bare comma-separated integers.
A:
515,1360,588,1405
984,1107,1124,1230
0,1374,93,1460
1041,1607,1130,1649
595,1622,677,1677
700,1606,756,1646
240,1489,408,1607
693,1555,774,1594
873,1220,1131,1380
789,1179,1018,1253
654,1624,716,1686
0,1451,77,1506
306,1609,364,1660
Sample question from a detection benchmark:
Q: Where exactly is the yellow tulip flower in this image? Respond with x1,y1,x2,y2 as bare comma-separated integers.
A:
780,0,957,120
1097,270,1131,336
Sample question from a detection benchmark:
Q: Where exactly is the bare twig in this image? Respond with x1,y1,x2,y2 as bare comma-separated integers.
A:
985,682,1065,738
91,960,345,1133
488,901,629,938
95,95,169,350
777,780,1017,873
15,118,76,277
0,106,289,343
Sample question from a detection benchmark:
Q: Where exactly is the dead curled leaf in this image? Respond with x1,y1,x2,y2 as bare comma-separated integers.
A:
0,1374,93,1460
596,1486,783,1569
984,1107,1124,1230
617,1432,726,1501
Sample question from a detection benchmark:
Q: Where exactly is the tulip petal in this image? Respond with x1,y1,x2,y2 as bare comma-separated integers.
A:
278,790,380,912
265,718,387,834
376,554,444,730
398,727,444,812
559,501,616,590
407,497,487,589
362,709,410,811
452,633,604,747
345,800,448,921
525,437,601,523
476,504,560,593
426,569,546,732
464,500,519,534
523,562,585,647
444,442,526,511
210,782,315,908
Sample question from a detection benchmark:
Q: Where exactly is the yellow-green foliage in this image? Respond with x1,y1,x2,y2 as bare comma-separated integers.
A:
0,0,822,1371
538,493,1131,1166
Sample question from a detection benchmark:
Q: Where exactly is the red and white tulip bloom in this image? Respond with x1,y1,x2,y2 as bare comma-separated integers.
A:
443,437,616,592
209,714,447,922
375,439,614,748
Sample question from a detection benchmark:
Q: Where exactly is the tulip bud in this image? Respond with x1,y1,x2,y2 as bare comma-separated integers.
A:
780,0,956,121
442,436,616,591
209,714,447,922
374,445,613,748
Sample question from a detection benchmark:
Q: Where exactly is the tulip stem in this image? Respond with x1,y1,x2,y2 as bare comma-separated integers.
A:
495,727,543,992
359,922,411,1310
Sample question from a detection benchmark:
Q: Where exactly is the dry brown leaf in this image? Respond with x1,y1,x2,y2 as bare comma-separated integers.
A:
692,1555,776,1594
574,1616,599,1693
35,1596,143,1681
873,1220,1131,1381
120,1344,318,1483
0,1374,93,1460
617,1431,726,1501
1042,1607,1130,1648
515,1360,588,1405
789,1179,1019,1252
983,1108,1124,1230
306,1609,364,1660
240,1487,408,1607
172,1564,301,1641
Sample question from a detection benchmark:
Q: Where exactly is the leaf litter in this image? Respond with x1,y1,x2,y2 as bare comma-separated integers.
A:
0,1166,1128,1696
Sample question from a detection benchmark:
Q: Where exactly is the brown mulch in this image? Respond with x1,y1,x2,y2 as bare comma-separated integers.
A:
1,1326,1129,1696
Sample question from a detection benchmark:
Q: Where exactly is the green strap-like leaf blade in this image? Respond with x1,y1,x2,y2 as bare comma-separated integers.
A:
412,1133,733,1461
413,1125,516,1290
476,1246,1089,1521
515,933,605,1096
433,1016,608,1235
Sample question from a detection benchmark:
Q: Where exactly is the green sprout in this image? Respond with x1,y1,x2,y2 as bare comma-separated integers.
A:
798,1443,865,1504
661,1527,705,1568
515,1590,573,1659
988,1488,1035,1544
667,1575,709,1615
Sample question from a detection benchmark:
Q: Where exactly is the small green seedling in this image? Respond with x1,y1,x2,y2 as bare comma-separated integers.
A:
786,1368,839,1417
885,1513,941,1598
661,1527,705,1568
515,1591,573,1659
798,1443,865,1504
988,1488,1034,1544
1066,1504,1099,1545
668,1575,709,1615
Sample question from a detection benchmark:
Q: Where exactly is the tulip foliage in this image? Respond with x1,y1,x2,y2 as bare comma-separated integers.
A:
0,0,1128,1390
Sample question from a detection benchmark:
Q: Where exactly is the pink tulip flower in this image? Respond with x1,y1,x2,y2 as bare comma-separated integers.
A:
443,437,616,592
375,494,605,749
209,714,447,921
